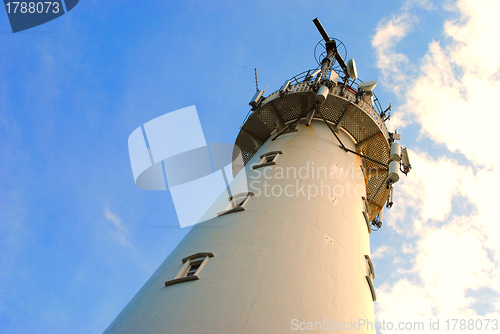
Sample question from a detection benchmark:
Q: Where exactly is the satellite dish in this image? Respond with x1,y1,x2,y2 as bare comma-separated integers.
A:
361,93,374,105
347,59,357,80
358,80,378,92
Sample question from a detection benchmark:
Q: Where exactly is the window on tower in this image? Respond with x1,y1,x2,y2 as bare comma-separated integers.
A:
252,151,283,169
186,261,202,276
364,254,376,301
272,121,299,140
217,192,254,217
361,196,372,233
164,252,214,287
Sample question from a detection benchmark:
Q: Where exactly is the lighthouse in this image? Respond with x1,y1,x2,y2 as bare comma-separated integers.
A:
104,18,411,334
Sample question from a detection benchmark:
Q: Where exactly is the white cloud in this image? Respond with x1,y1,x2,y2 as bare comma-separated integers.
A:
104,206,133,248
400,151,473,224
376,0,500,168
372,245,392,259
372,0,500,329
372,11,415,95
371,0,436,96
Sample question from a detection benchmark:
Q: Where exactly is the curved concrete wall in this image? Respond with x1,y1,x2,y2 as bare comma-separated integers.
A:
104,119,375,334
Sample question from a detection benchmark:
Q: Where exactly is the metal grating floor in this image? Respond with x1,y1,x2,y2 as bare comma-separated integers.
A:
235,82,391,221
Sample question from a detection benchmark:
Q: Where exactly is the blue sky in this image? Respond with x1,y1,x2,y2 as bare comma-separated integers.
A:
1,1,499,333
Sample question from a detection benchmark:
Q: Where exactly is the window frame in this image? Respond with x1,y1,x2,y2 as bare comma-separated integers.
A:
272,121,299,140
361,196,372,233
164,252,215,287
364,254,376,301
217,192,254,216
252,151,283,170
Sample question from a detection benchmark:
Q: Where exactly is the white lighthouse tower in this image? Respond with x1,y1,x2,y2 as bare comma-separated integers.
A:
104,18,410,334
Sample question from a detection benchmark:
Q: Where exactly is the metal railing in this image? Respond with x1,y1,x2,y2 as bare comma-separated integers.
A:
278,68,386,116
242,67,390,137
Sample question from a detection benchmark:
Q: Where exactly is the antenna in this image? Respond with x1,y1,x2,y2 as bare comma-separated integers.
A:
312,18,349,80
254,68,259,92
263,82,270,93
313,18,331,42
358,81,378,106
381,103,391,121
386,187,394,208
371,207,383,230
401,148,412,175
347,59,358,80
358,81,378,92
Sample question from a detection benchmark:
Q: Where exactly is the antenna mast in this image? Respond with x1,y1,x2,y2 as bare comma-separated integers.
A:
254,68,259,92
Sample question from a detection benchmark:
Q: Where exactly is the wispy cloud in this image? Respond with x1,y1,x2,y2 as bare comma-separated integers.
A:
372,11,415,93
372,245,392,260
371,0,435,96
372,0,500,328
104,206,133,248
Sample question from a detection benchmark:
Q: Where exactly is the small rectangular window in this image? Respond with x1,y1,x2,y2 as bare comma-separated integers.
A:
165,252,214,287
365,254,375,280
186,262,202,276
272,121,299,140
231,193,248,207
217,192,254,216
252,151,283,169
365,254,376,301
361,197,371,233
265,155,275,163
